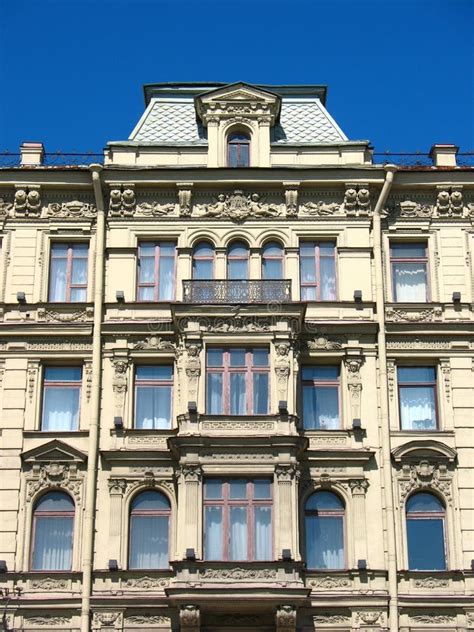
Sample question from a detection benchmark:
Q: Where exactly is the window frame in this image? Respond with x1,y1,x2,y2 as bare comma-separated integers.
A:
128,490,171,570
206,347,270,415
299,241,337,301
397,366,439,431
261,241,285,280
30,491,75,571
304,490,346,570
134,365,174,430
203,479,273,561
301,365,341,430
227,132,251,168
136,241,177,302
405,492,447,571
48,242,89,303
390,242,429,303
41,366,82,432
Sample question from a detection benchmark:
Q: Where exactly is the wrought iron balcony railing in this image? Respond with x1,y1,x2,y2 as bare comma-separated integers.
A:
183,279,292,304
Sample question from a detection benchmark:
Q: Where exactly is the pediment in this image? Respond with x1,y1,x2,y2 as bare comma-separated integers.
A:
196,82,281,125
392,440,457,463
22,439,87,464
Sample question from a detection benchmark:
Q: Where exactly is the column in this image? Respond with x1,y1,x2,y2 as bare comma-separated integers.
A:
179,465,202,557
108,479,127,566
258,117,271,167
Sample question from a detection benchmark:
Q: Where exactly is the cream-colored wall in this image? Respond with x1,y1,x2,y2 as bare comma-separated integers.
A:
0,172,473,631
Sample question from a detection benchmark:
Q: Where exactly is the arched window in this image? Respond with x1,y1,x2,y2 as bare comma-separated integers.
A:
193,241,215,280
262,241,284,279
305,491,345,569
129,490,170,569
227,241,249,280
406,492,446,570
228,132,250,168
31,491,74,571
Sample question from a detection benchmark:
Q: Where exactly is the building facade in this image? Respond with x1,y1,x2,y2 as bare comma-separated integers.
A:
0,82,473,632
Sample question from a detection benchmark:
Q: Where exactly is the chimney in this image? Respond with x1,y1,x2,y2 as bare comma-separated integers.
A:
20,142,45,166
429,144,458,167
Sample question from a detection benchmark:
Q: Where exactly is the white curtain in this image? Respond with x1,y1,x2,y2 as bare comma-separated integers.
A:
253,374,268,414
229,507,247,560
320,257,336,300
303,386,339,430
207,373,223,414
306,515,344,569
230,373,246,414
254,507,271,560
42,387,79,430
159,256,175,300
49,259,66,301
32,516,73,570
394,264,427,301
204,507,223,560
135,386,171,429
400,386,436,430
129,515,168,569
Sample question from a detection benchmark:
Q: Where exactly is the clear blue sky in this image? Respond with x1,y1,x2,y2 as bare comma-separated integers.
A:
1,0,473,154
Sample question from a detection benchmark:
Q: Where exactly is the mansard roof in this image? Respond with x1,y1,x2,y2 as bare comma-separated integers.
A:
127,82,348,146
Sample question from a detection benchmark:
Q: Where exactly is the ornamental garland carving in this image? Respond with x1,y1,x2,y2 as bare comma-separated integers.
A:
30,577,69,590
133,335,177,352
308,576,351,589
410,614,455,623
200,567,277,580
356,611,382,624
199,316,272,333
313,613,351,624
385,306,443,322
126,576,169,589
413,576,449,589
37,307,93,322
125,614,171,624
26,463,83,502
43,200,97,218
399,200,433,218
398,461,452,504
92,611,123,628
194,190,283,222
201,420,274,430
23,616,71,625
439,359,451,402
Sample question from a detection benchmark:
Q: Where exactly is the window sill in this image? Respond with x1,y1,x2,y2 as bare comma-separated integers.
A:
24,430,89,437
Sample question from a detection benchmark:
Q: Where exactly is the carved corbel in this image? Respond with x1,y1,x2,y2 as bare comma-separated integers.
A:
436,185,463,217
180,605,200,632
177,182,193,217
13,184,41,216
342,183,371,216
109,184,135,217
276,605,296,631
283,182,299,217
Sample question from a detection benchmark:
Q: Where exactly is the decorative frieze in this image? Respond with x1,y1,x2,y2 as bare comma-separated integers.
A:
313,613,351,624
410,613,455,624
136,200,177,217
194,190,283,222
125,614,171,625
23,615,71,626
125,576,169,589
43,199,97,218
200,566,277,580
37,306,93,323
385,306,443,322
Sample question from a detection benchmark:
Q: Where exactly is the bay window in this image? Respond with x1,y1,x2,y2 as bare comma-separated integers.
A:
302,366,340,430
398,367,438,430
42,367,81,431
31,491,74,571
305,491,345,570
135,366,173,429
129,490,170,569
204,479,272,561
137,241,176,301
206,348,269,415
49,243,88,302
299,241,336,301
390,243,428,302
406,492,446,570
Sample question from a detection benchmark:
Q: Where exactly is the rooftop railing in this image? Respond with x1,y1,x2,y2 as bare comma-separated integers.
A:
373,152,474,167
183,280,292,304
0,151,104,168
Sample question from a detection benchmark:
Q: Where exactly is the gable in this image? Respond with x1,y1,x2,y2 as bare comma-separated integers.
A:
22,439,87,464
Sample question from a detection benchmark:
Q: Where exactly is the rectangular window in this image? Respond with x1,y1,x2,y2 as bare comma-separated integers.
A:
204,479,272,561
49,243,88,302
302,366,340,430
137,241,176,301
135,366,173,429
299,242,336,301
42,367,82,431
206,348,269,415
398,367,437,430
390,243,428,302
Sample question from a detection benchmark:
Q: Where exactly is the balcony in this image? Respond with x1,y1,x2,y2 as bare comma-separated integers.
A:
182,280,292,304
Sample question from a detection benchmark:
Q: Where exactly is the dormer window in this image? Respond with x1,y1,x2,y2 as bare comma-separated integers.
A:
228,132,250,168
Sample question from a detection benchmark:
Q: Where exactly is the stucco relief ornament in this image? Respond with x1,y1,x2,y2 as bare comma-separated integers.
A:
0,197,13,217
399,461,452,504
284,186,299,217
14,188,41,216
437,189,463,216
342,186,371,216
301,200,340,216
185,343,201,402
177,185,193,216
26,463,82,501
344,357,363,421
136,200,176,217
399,200,433,218
112,358,128,418
356,611,382,624
109,187,136,216
274,342,291,403
304,335,344,351
92,611,123,629
197,190,282,222
43,200,97,218
133,335,177,352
